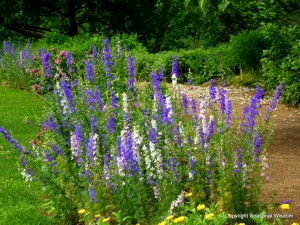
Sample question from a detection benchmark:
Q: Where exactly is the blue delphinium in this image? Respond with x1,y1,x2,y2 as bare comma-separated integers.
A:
66,51,73,72
209,79,216,103
182,93,188,115
85,60,93,82
252,132,261,163
103,38,113,88
264,82,283,120
91,44,97,59
172,55,179,78
60,80,75,114
42,52,51,77
0,126,23,153
126,56,134,92
88,187,97,202
95,86,104,113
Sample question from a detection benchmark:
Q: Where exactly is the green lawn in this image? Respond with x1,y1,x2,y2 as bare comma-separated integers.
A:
0,87,58,225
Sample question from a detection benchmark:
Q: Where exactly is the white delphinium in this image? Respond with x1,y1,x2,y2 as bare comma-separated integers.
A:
132,126,142,164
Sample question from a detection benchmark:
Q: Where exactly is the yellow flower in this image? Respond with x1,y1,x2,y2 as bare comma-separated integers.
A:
238,223,246,225
102,217,111,222
157,221,167,225
280,204,290,210
291,223,299,225
172,216,185,223
166,215,174,220
94,214,101,218
219,208,223,212
78,209,86,214
205,213,214,220
185,192,193,197
197,203,206,211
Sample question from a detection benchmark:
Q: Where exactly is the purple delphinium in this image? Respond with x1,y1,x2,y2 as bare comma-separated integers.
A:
42,115,58,134
206,116,215,142
110,91,118,109
106,116,115,134
42,52,51,77
103,38,112,81
90,116,97,133
85,60,93,82
218,85,226,114
91,44,97,59
66,51,73,72
234,148,242,173
209,79,216,103
191,98,197,129
182,93,188,115
60,80,75,114
0,126,23,153
52,145,62,157
126,56,134,91
88,187,97,202
264,82,283,120
252,132,261,163
172,55,179,78
150,71,161,97
246,85,263,129
86,89,95,111
225,100,232,129
189,156,196,178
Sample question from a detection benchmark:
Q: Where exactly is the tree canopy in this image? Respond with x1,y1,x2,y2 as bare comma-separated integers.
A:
1,0,299,51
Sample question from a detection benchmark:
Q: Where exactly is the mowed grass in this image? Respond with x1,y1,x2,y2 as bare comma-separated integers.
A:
0,87,58,225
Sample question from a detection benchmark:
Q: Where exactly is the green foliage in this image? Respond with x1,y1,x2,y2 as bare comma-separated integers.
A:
226,29,270,72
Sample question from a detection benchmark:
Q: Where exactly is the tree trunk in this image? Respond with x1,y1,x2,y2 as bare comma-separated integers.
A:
67,1,78,36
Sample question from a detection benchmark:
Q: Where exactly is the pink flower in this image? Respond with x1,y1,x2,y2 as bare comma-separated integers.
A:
31,68,37,74
32,84,38,90
50,48,55,52
60,51,66,58
54,59,60,64
134,101,139,108
31,140,36,146
54,73,60,80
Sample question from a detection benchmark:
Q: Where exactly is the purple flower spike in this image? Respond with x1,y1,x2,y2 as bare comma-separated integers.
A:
209,79,216,103
264,82,283,120
85,60,93,82
182,93,188,115
42,52,51,77
172,55,179,78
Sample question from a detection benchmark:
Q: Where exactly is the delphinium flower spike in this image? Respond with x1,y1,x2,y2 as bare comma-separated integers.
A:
85,60,93,82
42,52,51,77
264,82,283,120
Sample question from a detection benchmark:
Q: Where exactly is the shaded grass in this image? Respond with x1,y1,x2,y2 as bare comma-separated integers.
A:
0,87,58,225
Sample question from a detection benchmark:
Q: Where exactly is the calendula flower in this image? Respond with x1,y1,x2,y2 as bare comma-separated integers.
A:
102,217,111,222
94,214,101,218
166,215,174,220
185,192,193,197
291,223,299,225
280,204,290,210
157,222,167,225
238,223,246,225
205,213,214,220
78,209,86,214
197,204,206,210
173,216,185,223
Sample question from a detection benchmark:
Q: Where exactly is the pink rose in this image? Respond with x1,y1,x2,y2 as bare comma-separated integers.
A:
54,59,60,64
31,68,37,73
51,48,55,52
60,51,66,57
32,84,38,90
